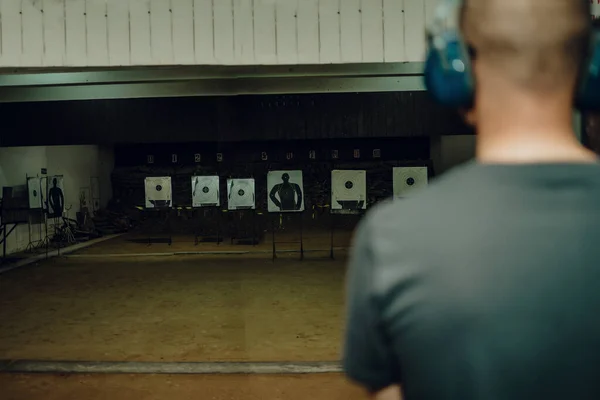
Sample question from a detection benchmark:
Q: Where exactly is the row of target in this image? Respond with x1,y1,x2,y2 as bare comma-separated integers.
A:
145,167,428,212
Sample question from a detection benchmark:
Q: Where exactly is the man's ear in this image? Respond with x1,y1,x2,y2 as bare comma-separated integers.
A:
459,108,477,127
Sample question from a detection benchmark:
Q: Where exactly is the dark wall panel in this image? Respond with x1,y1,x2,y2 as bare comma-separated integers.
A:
111,137,431,233
114,138,430,167
0,92,471,147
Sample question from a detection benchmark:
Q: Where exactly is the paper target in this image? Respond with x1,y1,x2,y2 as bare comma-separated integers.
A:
144,176,172,209
331,170,367,211
227,179,255,210
393,167,428,199
40,177,48,211
191,176,220,207
27,177,42,209
47,176,65,217
267,170,304,213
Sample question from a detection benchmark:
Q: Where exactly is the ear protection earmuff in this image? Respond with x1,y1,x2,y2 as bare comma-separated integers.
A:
424,0,600,111
577,27,600,111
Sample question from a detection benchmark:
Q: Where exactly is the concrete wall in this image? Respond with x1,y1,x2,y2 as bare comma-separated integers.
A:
0,145,114,255
1,0,597,68
0,0,600,67
0,0,440,67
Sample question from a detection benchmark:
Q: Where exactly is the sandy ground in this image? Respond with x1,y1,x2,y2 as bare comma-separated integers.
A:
0,373,368,400
0,231,363,399
0,254,347,362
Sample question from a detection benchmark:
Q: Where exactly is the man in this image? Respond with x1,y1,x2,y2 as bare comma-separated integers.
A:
343,1,600,399
269,173,303,211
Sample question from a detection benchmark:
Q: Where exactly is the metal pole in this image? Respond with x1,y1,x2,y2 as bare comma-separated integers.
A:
27,213,32,251
38,208,42,249
330,213,335,260
217,208,221,245
2,224,6,261
300,213,304,261
168,210,172,246
272,215,276,262
194,209,198,246
252,209,256,246
56,217,61,257
45,177,49,259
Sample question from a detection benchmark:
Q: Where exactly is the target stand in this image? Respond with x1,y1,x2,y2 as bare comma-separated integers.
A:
138,208,173,246
24,211,45,253
329,170,367,259
229,208,260,246
330,209,365,260
191,175,222,245
227,178,259,246
194,207,223,245
1,220,21,264
139,176,174,246
1,223,20,264
271,212,304,262
24,176,46,253
1,184,30,263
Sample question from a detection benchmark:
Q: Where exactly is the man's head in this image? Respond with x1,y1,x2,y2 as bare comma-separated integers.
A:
281,173,290,183
53,178,57,187
460,0,591,126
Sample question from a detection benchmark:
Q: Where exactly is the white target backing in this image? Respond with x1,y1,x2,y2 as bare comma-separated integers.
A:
191,176,220,207
331,170,367,211
393,167,428,199
227,179,255,210
144,176,172,209
27,177,42,209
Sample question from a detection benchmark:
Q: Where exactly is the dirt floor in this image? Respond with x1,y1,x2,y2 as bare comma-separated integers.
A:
0,373,368,400
0,230,361,399
0,252,347,362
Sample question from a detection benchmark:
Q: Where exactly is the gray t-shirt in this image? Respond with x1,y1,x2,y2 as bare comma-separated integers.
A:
343,161,600,400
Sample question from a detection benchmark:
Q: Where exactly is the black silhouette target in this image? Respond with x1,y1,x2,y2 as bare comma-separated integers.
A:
267,170,304,213
46,176,65,215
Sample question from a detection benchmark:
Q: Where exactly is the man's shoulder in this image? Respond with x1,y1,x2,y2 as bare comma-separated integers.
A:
365,163,475,230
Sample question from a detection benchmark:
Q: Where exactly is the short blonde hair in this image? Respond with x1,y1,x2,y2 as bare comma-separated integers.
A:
462,0,591,91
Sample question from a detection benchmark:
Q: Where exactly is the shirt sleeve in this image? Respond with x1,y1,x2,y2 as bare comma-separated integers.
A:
342,217,400,392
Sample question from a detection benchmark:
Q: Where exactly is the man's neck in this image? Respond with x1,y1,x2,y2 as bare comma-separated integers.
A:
474,94,597,164
477,132,597,164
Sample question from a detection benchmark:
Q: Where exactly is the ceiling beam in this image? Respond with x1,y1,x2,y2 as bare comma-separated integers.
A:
0,63,426,103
